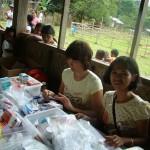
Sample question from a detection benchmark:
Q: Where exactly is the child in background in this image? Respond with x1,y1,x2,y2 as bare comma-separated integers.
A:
41,25,57,46
2,27,16,57
95,49,111,63
33,23,43,36
95,49,105,60
72,24,77,36
103,51,111,63
27,14,34,33
102,56,150,148
110,49,119,63
26,25,31,33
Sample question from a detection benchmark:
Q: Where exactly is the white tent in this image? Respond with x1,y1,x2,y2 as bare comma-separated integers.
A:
110,16,124,28
111,17,124,24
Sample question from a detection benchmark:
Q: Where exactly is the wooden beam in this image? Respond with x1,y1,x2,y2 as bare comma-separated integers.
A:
130,0,148,58
13,0,28,34
58,0,70,49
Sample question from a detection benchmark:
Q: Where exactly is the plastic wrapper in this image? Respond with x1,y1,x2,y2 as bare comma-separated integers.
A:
0,131,51,150
0,94,18,112
46,117,121,150
1,86,32,109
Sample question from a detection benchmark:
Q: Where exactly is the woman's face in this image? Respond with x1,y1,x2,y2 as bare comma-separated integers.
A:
67,58,84,73
32,11,37,18
110,62,135,91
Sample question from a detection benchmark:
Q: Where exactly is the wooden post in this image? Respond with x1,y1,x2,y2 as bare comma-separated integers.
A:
130,0,148,58
13,0,28,34
58,0,70,49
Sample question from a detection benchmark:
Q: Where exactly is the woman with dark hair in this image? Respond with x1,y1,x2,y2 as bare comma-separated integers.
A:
31,10,39,27
102,56,150,148
43,40,103,118
27,14,34,33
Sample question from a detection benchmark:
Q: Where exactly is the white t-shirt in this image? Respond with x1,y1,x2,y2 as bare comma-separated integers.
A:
6,10,13,27
2,40,14,57
26,25,31,33
62,68,103,109
102,91,150,137
38,12,43,22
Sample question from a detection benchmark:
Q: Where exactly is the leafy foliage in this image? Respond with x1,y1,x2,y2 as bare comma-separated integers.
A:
38,0,63,15
70,0,118,25
116,0,139,29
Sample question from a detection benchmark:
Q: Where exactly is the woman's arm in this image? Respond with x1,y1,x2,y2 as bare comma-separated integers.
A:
58,90,103,118
105,119,149,148
73,90,103,117
132,119,149,145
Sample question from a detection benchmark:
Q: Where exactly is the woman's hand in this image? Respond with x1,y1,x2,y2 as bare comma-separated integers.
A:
105,135,127,148
75,113,87,119
54,93,75,112
42,89,55,100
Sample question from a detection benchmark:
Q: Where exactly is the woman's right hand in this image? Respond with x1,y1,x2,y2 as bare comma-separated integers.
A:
42,89,55,100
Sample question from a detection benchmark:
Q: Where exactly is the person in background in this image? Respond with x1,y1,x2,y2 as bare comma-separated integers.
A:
32,10,40,27
5,4,14,28
103,51,111,63
110,49,119,63
41,25,57,46
33,23,43,36
43,40,103,119
26,25,31,33
38,10,44,23
95,49,111,63
95,49,105,60
72,23,77,36
27,14,34,33
2,27,16,57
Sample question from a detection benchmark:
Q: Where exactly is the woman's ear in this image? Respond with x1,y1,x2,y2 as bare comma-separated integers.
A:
132,74,137,82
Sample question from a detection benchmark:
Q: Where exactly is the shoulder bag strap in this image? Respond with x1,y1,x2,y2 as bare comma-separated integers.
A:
112,93,121,136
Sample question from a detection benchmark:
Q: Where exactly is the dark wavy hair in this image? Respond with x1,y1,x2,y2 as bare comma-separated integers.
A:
41,25,55,36
103,56,140,91
65,40,93,70
111,49,119,57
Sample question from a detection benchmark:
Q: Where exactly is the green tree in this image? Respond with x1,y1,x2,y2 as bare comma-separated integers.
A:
116,0,139,29
38,0,63,15
70,0,118,25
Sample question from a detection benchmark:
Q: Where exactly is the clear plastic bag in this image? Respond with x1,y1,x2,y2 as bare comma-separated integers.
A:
1,85,32,108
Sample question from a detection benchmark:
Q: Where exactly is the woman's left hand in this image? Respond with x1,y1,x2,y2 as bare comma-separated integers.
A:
105,135,127,148
54,93,75,112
